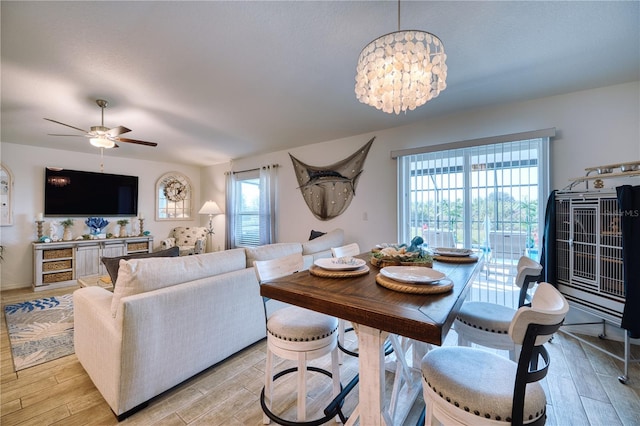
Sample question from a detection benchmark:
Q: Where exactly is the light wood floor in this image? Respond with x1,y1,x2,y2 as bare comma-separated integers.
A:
2,286,639,426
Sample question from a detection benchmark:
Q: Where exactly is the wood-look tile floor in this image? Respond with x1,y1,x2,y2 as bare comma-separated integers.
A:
2,286,639,425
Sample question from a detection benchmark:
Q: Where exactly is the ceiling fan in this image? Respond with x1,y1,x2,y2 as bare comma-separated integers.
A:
44,99,158,148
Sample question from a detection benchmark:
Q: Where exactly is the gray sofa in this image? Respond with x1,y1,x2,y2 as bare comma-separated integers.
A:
73,229,345,419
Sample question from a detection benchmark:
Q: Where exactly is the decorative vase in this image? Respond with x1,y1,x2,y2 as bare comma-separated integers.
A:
63,227,73,241
85,217,109,238
119,225,127,237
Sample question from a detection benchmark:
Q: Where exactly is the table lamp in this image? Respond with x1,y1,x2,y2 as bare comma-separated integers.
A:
198,200,222,235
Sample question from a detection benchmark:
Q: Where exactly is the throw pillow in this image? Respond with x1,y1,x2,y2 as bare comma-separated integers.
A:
302,228,344,255
309,230,326,240
101,246,180,285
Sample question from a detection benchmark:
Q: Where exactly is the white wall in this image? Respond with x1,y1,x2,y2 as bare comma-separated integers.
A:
0,143,202,289
204,82,640,252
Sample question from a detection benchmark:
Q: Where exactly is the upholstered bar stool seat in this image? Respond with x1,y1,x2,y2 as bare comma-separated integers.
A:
422,347,546,424
455,303,517,357
267,306,338,351
455,256,543,361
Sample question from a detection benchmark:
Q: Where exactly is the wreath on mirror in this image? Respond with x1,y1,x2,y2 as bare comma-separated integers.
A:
163,179,188,202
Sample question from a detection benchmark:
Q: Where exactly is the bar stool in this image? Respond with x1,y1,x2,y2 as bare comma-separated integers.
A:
420,282,569,426
254,253,341,425
454,256,542,360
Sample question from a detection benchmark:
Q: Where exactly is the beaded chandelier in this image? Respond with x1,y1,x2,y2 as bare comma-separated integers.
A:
354,1,447,114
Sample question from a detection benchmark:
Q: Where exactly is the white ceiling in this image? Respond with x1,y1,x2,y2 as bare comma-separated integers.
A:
2,1,638,167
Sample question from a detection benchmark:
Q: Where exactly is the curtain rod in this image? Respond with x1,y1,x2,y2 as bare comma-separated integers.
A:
226,164,280,175
390,128,556,159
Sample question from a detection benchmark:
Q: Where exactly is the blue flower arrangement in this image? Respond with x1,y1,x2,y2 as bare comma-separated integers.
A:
85,217,109,235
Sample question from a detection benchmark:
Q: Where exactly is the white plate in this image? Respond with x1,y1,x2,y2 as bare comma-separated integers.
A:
380,266,446,284
433,247,474,257
314,257,367,271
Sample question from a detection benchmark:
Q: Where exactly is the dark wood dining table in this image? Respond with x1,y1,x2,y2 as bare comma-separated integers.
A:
260,253,484,426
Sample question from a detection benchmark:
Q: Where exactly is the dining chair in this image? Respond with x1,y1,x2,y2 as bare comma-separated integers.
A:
420,282,569,426
454,256,543,361
254,253,341,425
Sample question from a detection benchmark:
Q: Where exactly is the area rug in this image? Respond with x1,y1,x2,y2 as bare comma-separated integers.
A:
4,294,74,371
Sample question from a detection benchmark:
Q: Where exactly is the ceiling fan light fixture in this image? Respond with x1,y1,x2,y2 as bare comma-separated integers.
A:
90,136,115,149
354,1,447,114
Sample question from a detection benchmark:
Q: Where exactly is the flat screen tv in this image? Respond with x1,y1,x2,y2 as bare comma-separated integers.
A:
44,168,138,217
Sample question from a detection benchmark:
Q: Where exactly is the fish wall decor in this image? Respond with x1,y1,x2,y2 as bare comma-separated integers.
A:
290,137,374,220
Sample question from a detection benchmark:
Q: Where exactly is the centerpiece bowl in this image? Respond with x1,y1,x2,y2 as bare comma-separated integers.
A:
371,237,433,268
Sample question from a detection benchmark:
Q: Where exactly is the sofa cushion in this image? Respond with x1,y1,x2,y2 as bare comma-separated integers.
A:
110,248,247,317
302,228,344,255
244,243,303,268
101,246,180,285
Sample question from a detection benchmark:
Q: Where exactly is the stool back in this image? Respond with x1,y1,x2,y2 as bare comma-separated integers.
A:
331,243,360,258
515,256,543,307
254,252,304,283
509,282,569,426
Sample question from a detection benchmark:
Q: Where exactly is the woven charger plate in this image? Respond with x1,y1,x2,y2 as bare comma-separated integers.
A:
310,264,370,278
375,273,453,294
433,254,479,264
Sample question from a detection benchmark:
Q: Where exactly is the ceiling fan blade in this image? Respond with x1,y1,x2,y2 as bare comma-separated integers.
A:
48,133,87,137
116,137,158,147
107,126,131,137
43,118,88,134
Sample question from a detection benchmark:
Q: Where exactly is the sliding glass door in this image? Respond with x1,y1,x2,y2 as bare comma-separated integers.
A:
398,137,550,306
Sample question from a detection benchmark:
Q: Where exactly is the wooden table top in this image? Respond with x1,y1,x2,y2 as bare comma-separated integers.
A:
260,254,484,346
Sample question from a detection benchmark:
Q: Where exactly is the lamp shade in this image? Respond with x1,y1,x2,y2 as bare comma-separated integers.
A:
199,200,222,215
90,136,116,149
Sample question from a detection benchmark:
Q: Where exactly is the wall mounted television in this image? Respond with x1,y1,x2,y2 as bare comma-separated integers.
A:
44,168,138,217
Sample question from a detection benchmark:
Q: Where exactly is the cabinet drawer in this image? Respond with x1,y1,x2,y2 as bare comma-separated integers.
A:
127,242,148,252
43,248,73,259
43,260,72,272
43,271,73,284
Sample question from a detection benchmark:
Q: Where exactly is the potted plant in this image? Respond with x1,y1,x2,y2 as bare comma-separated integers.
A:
61,218,74,241
117,219,129,237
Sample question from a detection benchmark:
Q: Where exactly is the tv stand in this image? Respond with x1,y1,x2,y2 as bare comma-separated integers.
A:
32,236,153,291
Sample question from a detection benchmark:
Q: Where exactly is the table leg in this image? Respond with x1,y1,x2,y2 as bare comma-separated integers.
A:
354,324,390,426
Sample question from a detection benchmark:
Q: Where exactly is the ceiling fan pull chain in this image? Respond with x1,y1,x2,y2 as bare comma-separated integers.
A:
100,147,105,173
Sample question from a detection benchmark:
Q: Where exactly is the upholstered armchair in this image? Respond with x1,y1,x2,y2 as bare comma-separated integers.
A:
161,227,208,256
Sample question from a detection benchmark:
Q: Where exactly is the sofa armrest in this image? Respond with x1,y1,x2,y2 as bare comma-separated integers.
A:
114,268,265,414
73,287,123,413
194,238,206,254
161,238,176,249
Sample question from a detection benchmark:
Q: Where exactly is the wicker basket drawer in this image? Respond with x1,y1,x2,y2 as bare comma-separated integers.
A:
43,248,73,259
128,242,148,252
43,260,72,272
43,271,73,284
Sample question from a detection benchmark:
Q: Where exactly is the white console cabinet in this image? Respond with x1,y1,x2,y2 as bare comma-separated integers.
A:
32,236,153,290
